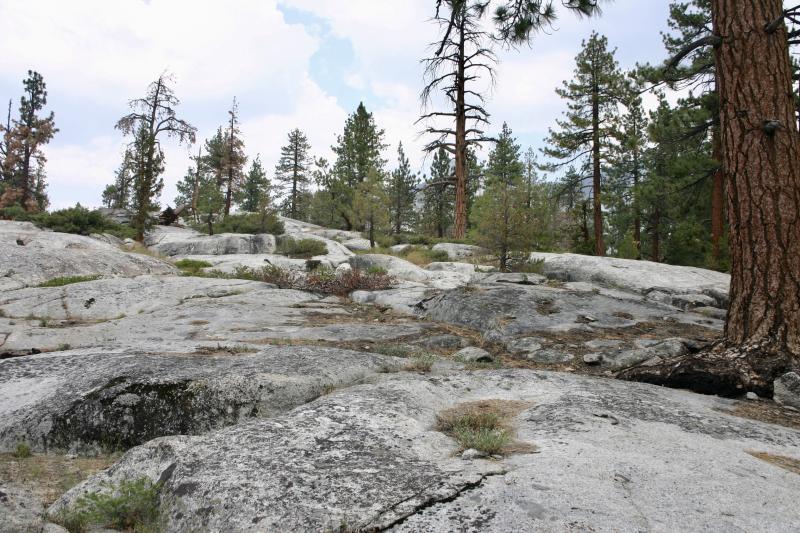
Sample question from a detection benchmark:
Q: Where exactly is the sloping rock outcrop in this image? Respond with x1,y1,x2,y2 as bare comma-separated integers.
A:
0,345,404,455
532,252,730,309
50,370,800,531
0,220,176,291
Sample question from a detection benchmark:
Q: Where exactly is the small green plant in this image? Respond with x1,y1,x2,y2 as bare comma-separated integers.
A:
366,265,388,276
371,343,419,358
174,259,213,276
51,477,161,533
406,354,436,373
57,343,72,351
13,442,32,458
39,317,50,327
435,400,530,455
276,237,328,258
452,426,511,454
510,257,544,274
38,275,101,288
190,211,284,236
195,344,257,355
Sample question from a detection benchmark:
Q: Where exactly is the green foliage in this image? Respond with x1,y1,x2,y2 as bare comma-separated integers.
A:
470,124,537,271
406,354,436,373
419,147,454,238
276,237,327,258
238,155,271,213
38,275,101,288
207,265,394,296
174,259,213,276
51,477,161,533
191,212,284,236
436,410,511,454
351,168,390,247
13,442,31,458
3,204,137,239
275,129,312,219
387,142,419,234
366,265,388,276
327,102,387,230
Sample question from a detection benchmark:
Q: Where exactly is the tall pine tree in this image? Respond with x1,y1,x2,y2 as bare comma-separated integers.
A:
275,128,312,219
544,32,624,256
387,142,418,234
330,103,386,229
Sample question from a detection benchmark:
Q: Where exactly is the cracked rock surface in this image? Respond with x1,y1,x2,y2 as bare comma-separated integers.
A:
50,371,800,532
0,221,176,291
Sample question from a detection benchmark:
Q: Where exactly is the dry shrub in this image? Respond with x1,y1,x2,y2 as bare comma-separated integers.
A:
436,399,535,455
211,265,394,296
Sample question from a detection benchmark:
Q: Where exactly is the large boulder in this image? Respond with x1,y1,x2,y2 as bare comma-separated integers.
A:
532,253,730,308
278,216,361,242
0,276,423,355
280,231,354,266
432,242,485,260
0,221,176,291
342,238,372,251
148,231,276,256
421,282,722,350
774,372,800,409
0,345,404,455
50,371,800,531
349,254,430,283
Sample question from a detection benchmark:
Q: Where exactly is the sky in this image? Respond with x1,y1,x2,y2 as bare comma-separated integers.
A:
0,0,679,210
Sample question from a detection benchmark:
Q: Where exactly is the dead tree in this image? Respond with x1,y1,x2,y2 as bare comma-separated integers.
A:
419,0,495,239
116,73,196,240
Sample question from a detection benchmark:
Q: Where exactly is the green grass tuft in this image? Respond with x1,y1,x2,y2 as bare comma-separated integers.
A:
50,477,161,533
13,442,32,459
38,275,101,288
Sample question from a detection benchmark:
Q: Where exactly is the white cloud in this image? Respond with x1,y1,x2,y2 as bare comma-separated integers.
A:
44,137,127,209
0,0,318,102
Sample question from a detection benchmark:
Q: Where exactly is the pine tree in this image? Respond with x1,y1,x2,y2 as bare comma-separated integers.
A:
471,124,534,271
419,146,454,238
644,0,726,266
387,142,418,234
330,103,386,229
420,1,494,239
622,0,800,397
543,32,624,256
102,149,135,209
116,73,196,240
239,156,270,213
221,98,246,216
173,148,204,221
275,128,312,219
1,71,58,211
607,82,648,259
352,168,390,248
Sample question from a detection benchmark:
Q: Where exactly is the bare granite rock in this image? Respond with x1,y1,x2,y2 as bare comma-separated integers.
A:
49,371,800,532
0,345,404,455
0,221,176,291
532,252,730,308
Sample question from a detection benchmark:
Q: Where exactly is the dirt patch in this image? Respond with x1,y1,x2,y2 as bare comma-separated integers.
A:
718,401,800,431
747,451,800,475
0,453,117,506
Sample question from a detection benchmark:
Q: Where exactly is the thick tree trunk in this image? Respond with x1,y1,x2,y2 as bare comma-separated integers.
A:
453,14,468,240
710,126,725,265
651,205,661,263
591,82,604,256
632,144,642,260
620,0,800,396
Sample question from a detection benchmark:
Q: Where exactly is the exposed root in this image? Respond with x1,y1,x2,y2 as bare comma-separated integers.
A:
617,337,796,398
